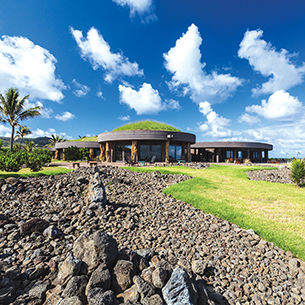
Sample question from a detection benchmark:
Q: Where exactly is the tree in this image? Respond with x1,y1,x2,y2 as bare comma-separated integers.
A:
0,88,41,152
15,125,31,151
23,140,36,152
46,133,65,147
290,159,305,187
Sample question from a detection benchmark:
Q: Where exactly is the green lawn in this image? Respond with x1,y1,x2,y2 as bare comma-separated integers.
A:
126,165,305,260
0,167,72,178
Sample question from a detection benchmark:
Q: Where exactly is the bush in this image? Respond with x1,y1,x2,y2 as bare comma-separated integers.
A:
0,151,27,172
290,159,305,187
25,149,52,172
64,146,89,161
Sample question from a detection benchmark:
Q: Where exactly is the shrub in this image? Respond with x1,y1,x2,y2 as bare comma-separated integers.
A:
0,151,27,172
64,146,89,161
290,159,305,187
25,149,52,172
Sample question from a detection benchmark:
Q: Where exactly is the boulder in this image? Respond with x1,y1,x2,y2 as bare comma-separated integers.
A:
111,260,134,293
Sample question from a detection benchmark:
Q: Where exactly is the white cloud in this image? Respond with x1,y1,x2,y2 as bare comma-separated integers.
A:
55,112,75,121
112,0,157,23
165,99,181,110
238,113,261,125
96,91,104,98
198,102,232,138
72,79,90,97
0,124,11,137
70,27,144,83
0,35,65,102
118,82,166,115
238,29,305,95
118,115,131,121
30,128,56,138
24,100,53,119
164,24,242,104
246,90,303,120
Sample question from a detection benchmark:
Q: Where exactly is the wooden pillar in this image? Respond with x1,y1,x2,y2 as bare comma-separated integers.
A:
265,150,268,162
62,148,66,161
187,143,191,162
106,142,111,162
99,143,105,162
165,140,169,163
89,148,94,160
131,141,138,162
55,149,59,160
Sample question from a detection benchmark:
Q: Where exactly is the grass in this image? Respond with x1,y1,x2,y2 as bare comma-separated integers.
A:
113,120,181,132
0,167,72,178
66,136,98,142
125,165,305,260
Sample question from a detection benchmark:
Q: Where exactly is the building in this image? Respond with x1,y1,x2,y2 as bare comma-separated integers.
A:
191,141,273,163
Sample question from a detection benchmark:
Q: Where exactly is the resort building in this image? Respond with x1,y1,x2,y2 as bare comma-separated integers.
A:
191,141,273,163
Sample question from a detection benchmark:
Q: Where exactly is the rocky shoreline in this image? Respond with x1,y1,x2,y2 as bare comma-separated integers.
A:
1,166,305,305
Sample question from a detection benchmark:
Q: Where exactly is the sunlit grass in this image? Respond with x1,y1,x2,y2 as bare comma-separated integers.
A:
125,165,305,260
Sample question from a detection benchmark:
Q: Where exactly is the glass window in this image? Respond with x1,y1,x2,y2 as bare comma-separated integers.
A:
116,145,124,161
176,146,182,159
124,145,131,159
226,151,233,158
253,152,258,158
238,151,242,158
140,145,150,161
169,146,175,158
96,149,101,156
151,145,162,161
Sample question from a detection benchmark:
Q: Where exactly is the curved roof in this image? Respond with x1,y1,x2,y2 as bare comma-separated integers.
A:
191,141,273,150
98,130,196,143
55,141,100,149
113,120,181,132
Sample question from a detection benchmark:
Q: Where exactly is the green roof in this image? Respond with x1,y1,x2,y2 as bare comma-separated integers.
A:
113,120,181,132
66,136,98,142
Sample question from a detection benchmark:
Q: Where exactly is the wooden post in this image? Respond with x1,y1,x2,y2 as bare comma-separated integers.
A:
100,143,105,162
131,141,138,162
55,149,59,160
187,143,191,162
89,148,94,160
62,149,66,161
106,142,111,162
165,140,169,163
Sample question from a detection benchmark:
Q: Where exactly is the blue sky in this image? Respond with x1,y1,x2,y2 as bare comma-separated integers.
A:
0,0,305,157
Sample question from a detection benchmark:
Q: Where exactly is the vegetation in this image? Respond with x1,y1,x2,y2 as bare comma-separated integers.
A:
0,167,72,179
290,159,305,187
0,136,50,148
0,88,42,151
15,125,31,151
64,146,89,161
126,165,305,260
66,136,98,142
46,134,65,147
113,120,181,132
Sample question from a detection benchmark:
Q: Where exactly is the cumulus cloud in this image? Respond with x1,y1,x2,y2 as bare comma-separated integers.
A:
165,99,181,110
0,35,65,102
118,83,165,115
55,112,75,121
238,113,261,125
96,91,104,98
118,115,130,121
245,90,303,121
24,100,53,119
112,0,157,23
198,102,232,138
30,128,56,138
70,27,144,83
238,29,305,95
72,79,90,97
164,24,242,104
0,124,12,137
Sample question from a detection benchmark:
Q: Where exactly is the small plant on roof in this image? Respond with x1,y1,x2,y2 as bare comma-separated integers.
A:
290,159,305,187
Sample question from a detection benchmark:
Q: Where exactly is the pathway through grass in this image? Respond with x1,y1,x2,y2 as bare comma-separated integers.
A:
126,165,305,260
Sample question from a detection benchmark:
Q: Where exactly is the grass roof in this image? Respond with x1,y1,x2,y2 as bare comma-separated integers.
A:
113,120,181,132
66,136,98,142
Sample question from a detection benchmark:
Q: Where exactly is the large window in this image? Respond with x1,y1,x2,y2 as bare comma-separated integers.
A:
169,145,182,160
116,145,131,161
226,151,233,158
140,145,162,161
253,151,258,158
238,151,242,158
140,145,150,160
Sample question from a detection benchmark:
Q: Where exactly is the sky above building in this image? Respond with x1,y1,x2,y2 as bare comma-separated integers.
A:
0,0,305,157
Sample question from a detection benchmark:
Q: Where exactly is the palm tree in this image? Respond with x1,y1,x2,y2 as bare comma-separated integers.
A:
0,88,42,152
15,125,31,152
23,140,36,152
46,133,65,147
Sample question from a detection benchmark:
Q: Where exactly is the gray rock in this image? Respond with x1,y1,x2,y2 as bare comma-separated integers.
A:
162,266,198,305
86,264,111,295
191,260,206,276
0,286,15,305
112,260,134,293
28,280,51,300
141,294,165,305
60,296,83,305
62,275,88,303
43,225,61,239
87,171,107,205
152,267,168,289
133,276,155,300
87,288,118,305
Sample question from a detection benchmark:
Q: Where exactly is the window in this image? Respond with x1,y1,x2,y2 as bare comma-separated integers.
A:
226,151,233,158
238,151,242,158
169,145,183,160
140,145,150,160
253,151,258,158
151,145,162,161
140,145,162,161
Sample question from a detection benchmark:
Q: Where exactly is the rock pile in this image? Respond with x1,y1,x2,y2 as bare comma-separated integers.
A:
0,166,305,305
246,166,293,184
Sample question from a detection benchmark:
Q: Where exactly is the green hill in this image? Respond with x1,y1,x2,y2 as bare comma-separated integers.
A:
113,120,181,132
0,136,51,148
